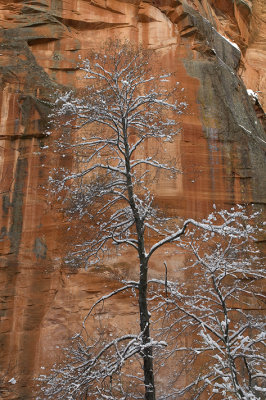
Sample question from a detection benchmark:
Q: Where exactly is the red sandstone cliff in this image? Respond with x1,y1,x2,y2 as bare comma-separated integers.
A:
0,1,265,398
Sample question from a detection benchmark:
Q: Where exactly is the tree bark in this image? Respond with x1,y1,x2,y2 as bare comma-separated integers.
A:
122,117,156,399
139,257,156,400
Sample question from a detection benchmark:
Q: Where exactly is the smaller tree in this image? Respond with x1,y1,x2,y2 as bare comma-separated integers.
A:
151,207,266,399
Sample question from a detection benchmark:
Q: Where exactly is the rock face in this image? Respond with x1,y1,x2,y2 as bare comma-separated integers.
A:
0,0,265,398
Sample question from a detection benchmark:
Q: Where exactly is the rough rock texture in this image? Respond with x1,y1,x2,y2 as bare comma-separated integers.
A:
0,0,265,398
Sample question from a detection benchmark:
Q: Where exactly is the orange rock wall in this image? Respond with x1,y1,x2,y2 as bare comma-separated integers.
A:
0,0,265,398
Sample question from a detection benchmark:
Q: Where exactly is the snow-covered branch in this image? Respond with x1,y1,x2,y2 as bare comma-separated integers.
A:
150,209,265,399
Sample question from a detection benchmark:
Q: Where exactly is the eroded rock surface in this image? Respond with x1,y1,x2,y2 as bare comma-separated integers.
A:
0,1,265,398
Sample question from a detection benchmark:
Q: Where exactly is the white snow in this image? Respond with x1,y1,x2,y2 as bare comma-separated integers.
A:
213,28,241,52
223,36,241,52
239,124,252,134
247,89,258,102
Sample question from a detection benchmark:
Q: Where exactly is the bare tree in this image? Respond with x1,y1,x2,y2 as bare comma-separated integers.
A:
39,41,265,400
151,207,265,400
44,40,189,400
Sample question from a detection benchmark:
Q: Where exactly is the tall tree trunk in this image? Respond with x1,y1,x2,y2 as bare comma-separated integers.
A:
122,117,156,399
139,257,156,400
